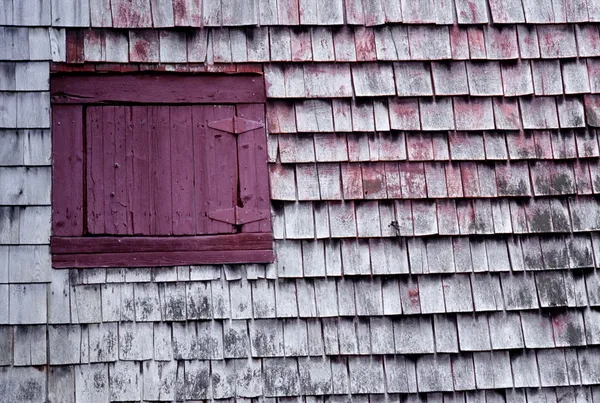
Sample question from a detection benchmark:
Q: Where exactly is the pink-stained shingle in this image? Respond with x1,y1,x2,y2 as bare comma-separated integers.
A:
532,60,563,95
493,98,522,130
394,62,433,96
449,26,470,60
318,163,343,199
373,100,391,132
303,64,353,98
419,98,455,131
401,0,436,23
267,101,297,133
159,30,187,62
351,100,376,132
269,164,297,200
453,98,495,131
538,25,578,58
424,162,448,197
344,0,365,24
128,30,159,62
584,95,600,126
354,26,377,61
290,28,313,61
506,131,537,159
361,163,387,199
316,0,344,24
111,0,152,28
296,164,321,200
575,129,600,158
406,133,434,161
576,24,600,57
331,99,353,132
466,61,503,96
501,60,534,96
434,0,456,24
455,0,489,23
460,162,482,197
520,97,560,129
332,26,357,62
284,64,307,97
431,62,469,96
565,0,590,22
467,27,487,59
517,25,541,58
296,100,334,132
246,27,270,61
388,98,420,130
352,63,396,97
445,162,464,197
311,27,335,61
558,97,586,128
522,0,555,23
382,0,403,22
485,26,519,59
449,132,486,160
362,0,385,26
483,132,509,160
278,134,316,163
346,132,370,161
562,60,591,94
374,26,398,60
408,26,451,60
399,162,427,198
488,0,526,23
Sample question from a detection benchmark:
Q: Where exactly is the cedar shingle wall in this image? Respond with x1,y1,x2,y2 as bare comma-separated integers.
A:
2,0,600,402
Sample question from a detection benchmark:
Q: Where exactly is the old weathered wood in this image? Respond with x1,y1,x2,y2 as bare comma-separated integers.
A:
53,249,274,268
52,105,83,236
51,74,266,104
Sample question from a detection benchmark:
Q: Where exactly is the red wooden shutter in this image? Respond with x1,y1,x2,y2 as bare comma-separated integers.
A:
52,105,84,236
85,104,269,237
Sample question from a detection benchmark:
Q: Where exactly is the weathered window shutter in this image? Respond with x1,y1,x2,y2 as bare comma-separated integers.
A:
51,74,273,268
205,104,271,233
85,103,269,236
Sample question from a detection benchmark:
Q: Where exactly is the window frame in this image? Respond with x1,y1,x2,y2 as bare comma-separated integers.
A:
50,72,274,268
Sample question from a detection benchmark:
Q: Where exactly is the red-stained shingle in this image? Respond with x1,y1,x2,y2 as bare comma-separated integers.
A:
394,62,433,96
501,61,534,96
455,0,489,24
431,62,469,96
389,98,421,130
453,98,495,131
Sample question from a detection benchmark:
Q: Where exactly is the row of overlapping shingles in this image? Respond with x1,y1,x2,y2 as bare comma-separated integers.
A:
2,264,600,398
34,24,600,63
4,0,600,27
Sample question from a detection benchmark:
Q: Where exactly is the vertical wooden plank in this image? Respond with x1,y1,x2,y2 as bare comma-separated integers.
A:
193,105,236,234
170,106,195,235
123,106,134,234
102,106,117,233
86,106,104,234
131,106,151,234
53,105,84,236
149,106,172,235
236,104,271,233
112,106,128,234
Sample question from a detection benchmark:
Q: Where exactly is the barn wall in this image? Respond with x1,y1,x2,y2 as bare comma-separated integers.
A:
2,0,600,402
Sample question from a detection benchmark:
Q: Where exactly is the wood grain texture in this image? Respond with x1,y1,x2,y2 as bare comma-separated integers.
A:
51,74,266,104
52,105,84,236
52,249,275,268
52,233,273,253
